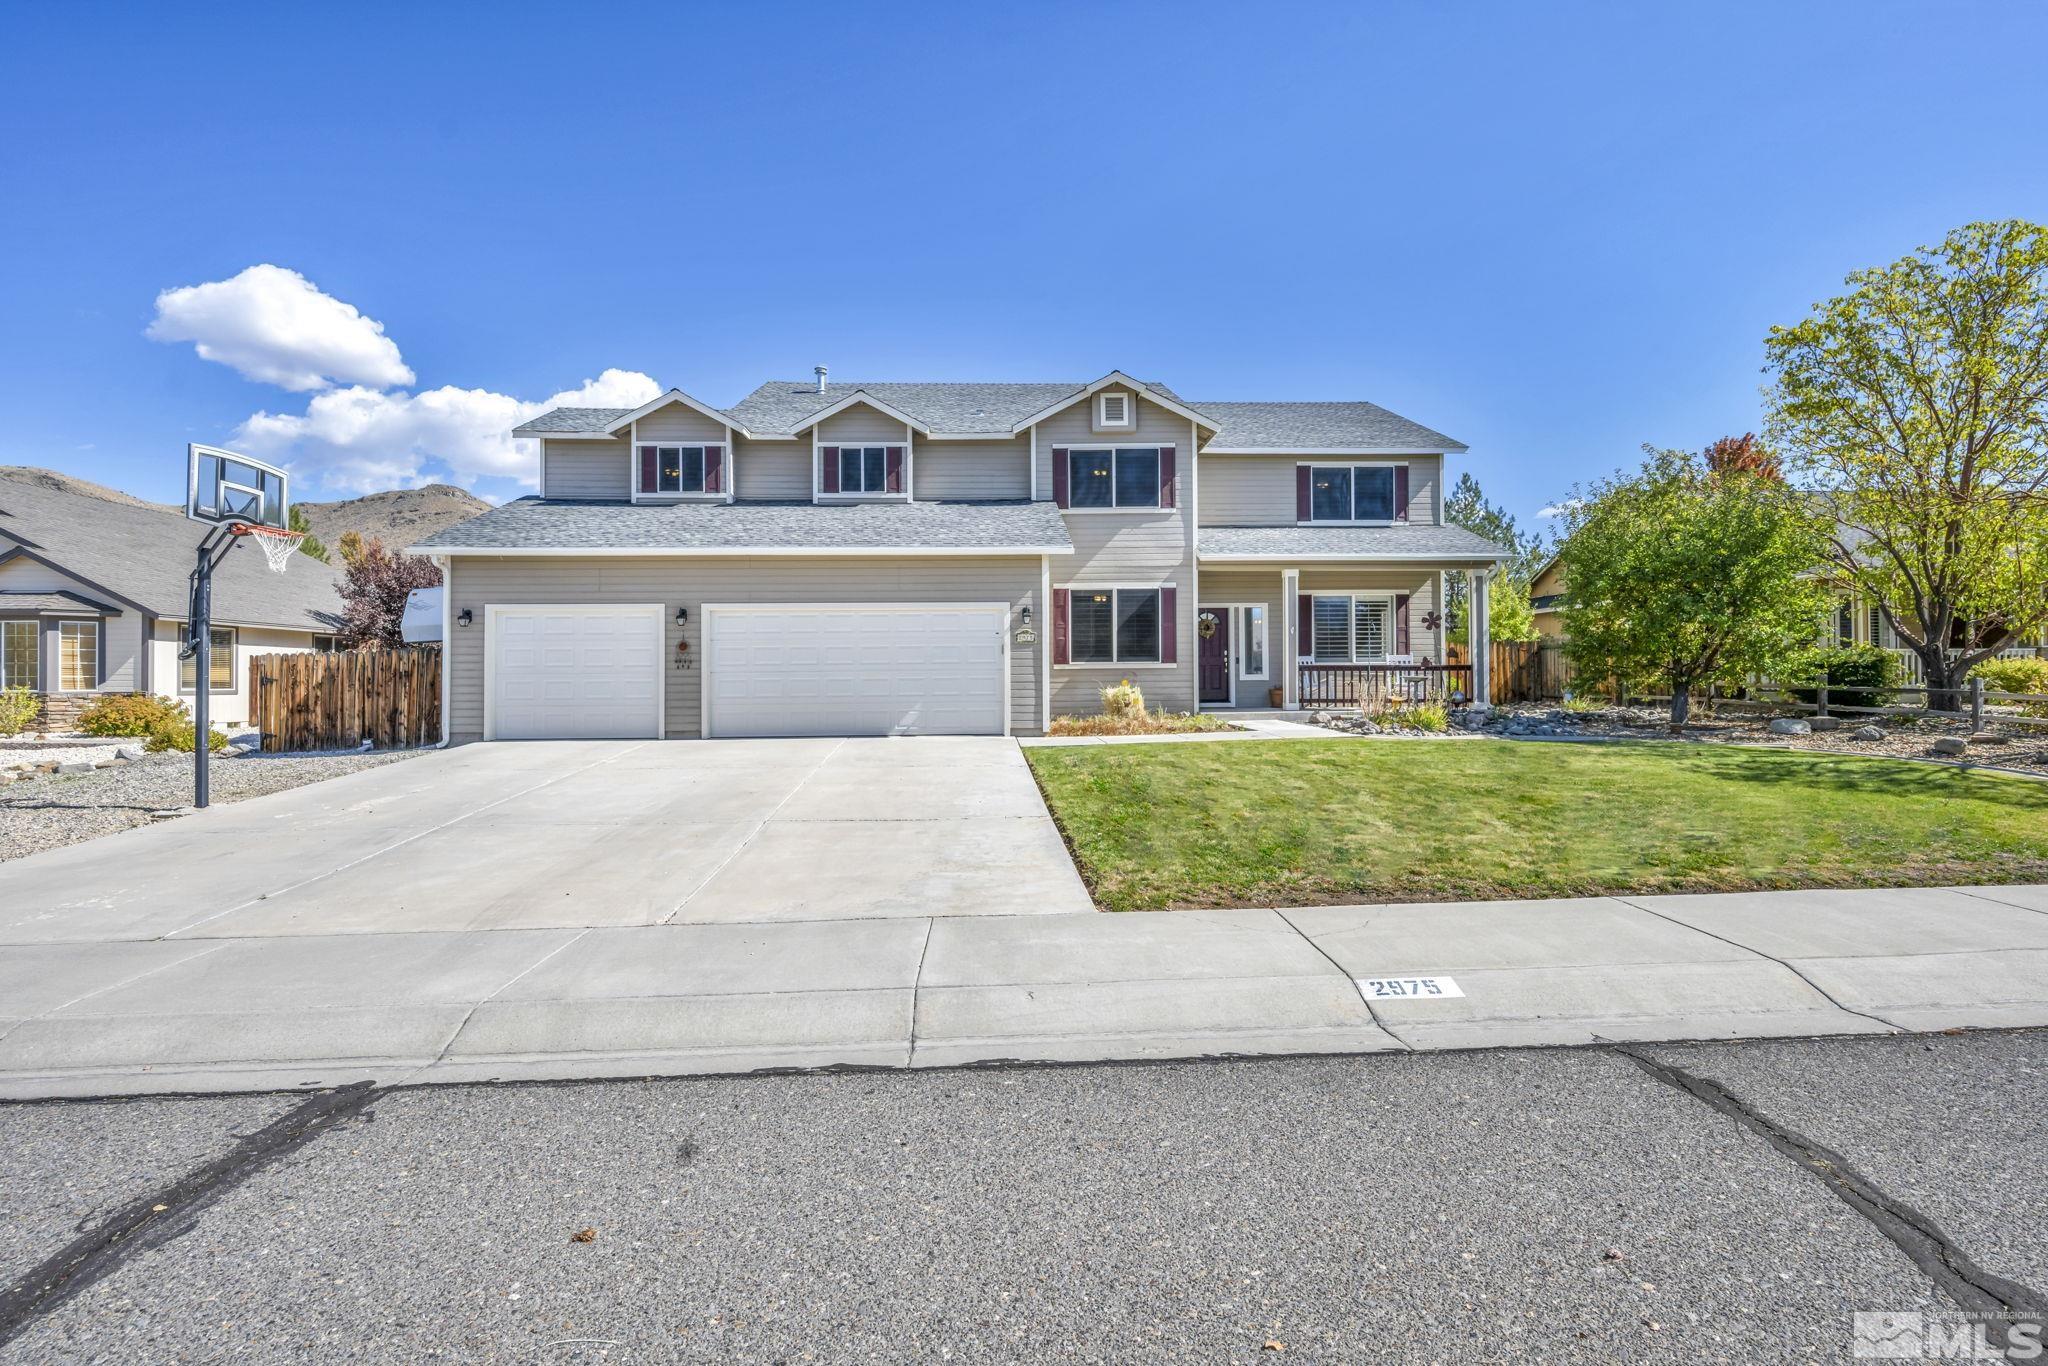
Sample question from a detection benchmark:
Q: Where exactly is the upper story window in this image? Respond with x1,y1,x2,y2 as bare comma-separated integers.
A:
637,445,722,496
1069,447,1160,510
1096,391,1132,430
822,445,905,496
1304,463,1403,523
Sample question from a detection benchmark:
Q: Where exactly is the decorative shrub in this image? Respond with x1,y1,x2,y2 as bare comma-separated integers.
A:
1783,644,1901,711
77,692,186,737
143,717,229,753
1099,679,1145,720
0,685,38,737
1387,701,1449,732
1048,711,1234,737
1972,656,2048,716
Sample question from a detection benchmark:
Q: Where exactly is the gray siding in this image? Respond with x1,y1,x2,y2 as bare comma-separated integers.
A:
635,404,727,444
914,438,1031,500
445,554,1046,741
0,550,142,692
816,403,913,445
1197,453,1442,526
733,436,811,501
543,439,630,500
1033,391,1198,715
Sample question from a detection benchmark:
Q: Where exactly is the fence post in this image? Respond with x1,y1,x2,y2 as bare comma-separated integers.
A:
1971,675,1985,732
1816,683,1829,718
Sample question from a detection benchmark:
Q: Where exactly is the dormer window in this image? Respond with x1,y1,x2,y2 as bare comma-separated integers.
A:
1301,463,1407,524
1096,391,1132,430
637,445,723,497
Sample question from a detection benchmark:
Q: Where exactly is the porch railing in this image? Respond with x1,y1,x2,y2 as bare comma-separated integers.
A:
1298,661,1475,707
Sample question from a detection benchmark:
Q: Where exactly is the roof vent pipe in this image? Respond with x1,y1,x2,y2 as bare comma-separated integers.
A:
814,365,828,393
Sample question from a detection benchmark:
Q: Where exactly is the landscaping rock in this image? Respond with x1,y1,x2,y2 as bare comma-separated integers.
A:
116,746,148,762
1807,716,1844,732
1767,718,1812,736
1853,726,1885,741
56,762,96,776
1930,737,1969,757
1967,732,2009,746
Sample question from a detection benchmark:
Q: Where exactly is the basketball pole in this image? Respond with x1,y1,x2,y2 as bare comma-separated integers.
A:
186,526,238,810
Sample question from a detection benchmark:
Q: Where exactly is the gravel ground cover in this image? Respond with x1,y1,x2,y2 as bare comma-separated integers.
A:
1311,702,2048,771
0,749,426,862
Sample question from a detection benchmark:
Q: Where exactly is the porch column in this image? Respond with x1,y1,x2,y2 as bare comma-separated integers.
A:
1282,567,1301,710
1468,568,1491,714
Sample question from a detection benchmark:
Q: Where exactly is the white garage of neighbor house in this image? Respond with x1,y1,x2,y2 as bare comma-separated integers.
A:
0,474,344,729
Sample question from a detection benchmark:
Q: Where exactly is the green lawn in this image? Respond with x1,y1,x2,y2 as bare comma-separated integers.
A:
1024,739,2048,911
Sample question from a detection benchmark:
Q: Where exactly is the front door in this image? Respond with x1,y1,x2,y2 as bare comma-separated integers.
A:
1198,608,1232,704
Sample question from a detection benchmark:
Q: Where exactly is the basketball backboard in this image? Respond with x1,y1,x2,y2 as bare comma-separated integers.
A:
186,444,289,529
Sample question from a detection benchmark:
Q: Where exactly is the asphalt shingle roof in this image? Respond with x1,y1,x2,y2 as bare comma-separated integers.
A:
1197,524,1510,560
0,589,123,614
0,479,345,630
413,497,1073,554
511,381,1464,451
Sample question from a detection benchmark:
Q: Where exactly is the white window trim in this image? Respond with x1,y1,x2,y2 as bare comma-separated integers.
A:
812,430,914,501
630,434,729,503
1304,593,1397,664
1057,584,1173,669
178,624,237,695
53,618,101,693
1065,446,1163,513
1,617,40,691
1298,460,1408,527
1095,391,1133,431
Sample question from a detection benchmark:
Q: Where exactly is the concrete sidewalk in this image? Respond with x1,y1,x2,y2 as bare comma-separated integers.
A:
1,884,2044,1098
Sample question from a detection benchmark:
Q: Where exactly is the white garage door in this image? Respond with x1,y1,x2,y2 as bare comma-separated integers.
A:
489,605,663,740
706,604,1007,738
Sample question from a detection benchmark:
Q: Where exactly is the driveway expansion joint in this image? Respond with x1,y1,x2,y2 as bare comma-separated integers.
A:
1614,1044,2046,1346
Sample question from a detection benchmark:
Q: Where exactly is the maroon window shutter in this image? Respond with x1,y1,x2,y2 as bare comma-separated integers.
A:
1395,594,1412,654
1051,448,1069,508
1052,589,1070,665
885,446,905,493
1296,466,1312,521
1158,447,1176,508
1160,586,1177,663
1394,465,1410,522
638,446,656,494
704,446,723,493
1298,594,1312,656
822,446,840,494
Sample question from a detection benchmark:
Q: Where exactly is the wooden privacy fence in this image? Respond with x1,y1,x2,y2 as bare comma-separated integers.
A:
1445,639,1571,705
254,645,441,752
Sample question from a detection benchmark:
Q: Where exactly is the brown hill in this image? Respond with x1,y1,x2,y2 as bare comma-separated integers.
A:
294,485,491,554
0,467,490,558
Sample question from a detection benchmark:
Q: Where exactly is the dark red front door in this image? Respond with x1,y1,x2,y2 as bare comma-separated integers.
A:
1198,609,1231,704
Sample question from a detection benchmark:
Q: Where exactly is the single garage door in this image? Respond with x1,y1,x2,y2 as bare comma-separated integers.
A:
706,604,1008,738
489,604,663,740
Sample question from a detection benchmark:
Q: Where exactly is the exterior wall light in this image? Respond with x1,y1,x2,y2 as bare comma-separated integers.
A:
457,609,474,627
675,607,689,625
1020,605,1033,629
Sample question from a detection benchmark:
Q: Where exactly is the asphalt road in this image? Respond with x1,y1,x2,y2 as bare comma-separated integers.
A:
1,1032,2042,1363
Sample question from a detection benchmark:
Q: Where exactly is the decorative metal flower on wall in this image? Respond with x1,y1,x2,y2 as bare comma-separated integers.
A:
1422,610,1444,630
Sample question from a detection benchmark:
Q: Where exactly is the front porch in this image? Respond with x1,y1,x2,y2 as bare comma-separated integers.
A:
1193,559,1503,713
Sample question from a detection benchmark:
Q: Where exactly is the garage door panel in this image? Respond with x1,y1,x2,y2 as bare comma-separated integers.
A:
491,606,662,740
708,606,1005,738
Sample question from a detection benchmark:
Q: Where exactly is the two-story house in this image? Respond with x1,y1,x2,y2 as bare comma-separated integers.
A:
413,372,1509,740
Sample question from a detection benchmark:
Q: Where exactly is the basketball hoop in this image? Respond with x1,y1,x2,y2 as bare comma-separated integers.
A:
229,522,307,573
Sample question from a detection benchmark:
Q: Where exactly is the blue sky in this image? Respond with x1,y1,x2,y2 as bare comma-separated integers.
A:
3,1,2044,528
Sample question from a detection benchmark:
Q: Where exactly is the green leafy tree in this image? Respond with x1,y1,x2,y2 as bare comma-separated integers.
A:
288,504,330,563
1764,219,2048,709
1558,448,1833,726
1444,472,1546,642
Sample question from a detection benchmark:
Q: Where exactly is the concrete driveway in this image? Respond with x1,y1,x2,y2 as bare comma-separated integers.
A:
0,737,1094,944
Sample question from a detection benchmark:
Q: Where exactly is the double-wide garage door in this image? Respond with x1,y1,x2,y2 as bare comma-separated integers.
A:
488,603,1007,740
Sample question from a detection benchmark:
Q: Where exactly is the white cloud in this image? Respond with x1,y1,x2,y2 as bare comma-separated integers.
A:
148,264,414,392
233,368,662,494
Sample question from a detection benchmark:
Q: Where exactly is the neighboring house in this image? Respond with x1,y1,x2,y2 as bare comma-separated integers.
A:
414,371,1509,741
0,476,344,728
1530,553,1567,639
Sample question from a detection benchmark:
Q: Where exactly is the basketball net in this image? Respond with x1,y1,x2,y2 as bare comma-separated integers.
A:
229,522,307,574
